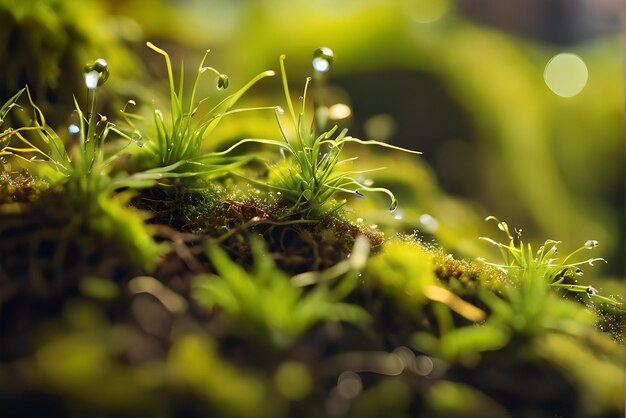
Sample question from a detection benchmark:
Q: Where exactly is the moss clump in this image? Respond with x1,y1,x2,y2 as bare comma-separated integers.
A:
0,170,48,203
133,182,384,275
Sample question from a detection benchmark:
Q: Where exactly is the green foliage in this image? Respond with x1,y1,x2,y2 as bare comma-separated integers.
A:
479,216,620,306
193,237,369,348
411,217,622,367
236,55,420,218
0,72,165,265
122,42,276,177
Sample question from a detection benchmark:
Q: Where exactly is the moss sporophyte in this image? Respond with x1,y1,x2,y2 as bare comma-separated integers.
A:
226,50,421,219
0,59,166,265
479,216,620,306
119,42,277,179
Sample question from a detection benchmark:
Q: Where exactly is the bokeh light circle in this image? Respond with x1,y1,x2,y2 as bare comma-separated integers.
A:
543,53,588,98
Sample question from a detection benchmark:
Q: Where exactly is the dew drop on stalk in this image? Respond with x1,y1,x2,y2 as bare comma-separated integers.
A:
575,268,584,276
354,190,365,199
82,58,109,89
131,131,143,147
276,106,285,115
389,198,399,212
586,286,597,296
584,240,599,249
217,73,229,90
312,47,334,73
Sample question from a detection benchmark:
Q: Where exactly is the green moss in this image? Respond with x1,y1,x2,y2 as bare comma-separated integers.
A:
0,170,48,203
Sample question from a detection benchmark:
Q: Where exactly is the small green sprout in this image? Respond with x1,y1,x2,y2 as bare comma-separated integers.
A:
120,42,277,178
193,237,369,348
0,61,167,266
479,216,620,306
222,52,420,218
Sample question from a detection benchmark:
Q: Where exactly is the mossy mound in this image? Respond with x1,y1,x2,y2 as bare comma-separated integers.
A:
0,176,624,418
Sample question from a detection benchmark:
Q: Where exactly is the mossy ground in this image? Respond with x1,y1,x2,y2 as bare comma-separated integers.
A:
0,171,624,418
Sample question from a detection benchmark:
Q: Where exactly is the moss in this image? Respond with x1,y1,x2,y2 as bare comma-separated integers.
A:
0,170,49,203
133,182,384,275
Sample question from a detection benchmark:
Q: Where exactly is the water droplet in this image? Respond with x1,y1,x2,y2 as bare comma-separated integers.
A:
276,106,285,115
356,218,364,223
354,190,365,199
95,115,108,140
68,124,80,135
217,73,229,90
371,224,378,229
131,131,143,147
586,286,597,296
389,198,398,212
575,268,584,276
84,71,99,89
584,240,599,249
312,47,334,73
82,58,109,89
298,96,304,101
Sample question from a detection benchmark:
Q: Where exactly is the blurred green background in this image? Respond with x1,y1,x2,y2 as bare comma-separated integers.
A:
1,0,623,277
